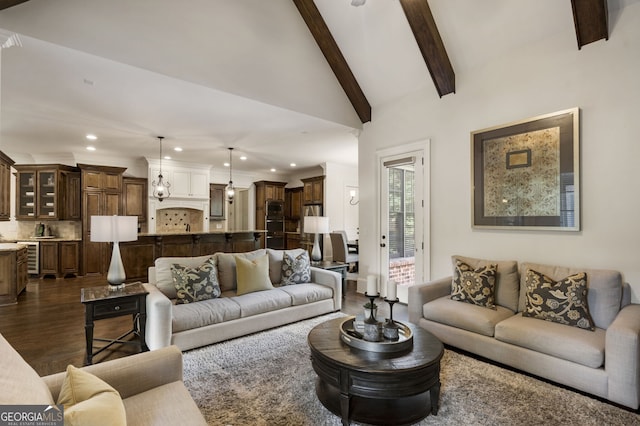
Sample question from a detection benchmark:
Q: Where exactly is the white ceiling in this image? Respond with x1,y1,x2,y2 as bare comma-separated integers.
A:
0,0,637,174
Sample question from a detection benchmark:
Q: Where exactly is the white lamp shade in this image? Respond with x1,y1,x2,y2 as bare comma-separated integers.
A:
90,216,138,242
304,216,329,234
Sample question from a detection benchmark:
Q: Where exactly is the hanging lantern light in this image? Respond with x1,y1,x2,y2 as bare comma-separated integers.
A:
226,147,235,204
152,136,171,201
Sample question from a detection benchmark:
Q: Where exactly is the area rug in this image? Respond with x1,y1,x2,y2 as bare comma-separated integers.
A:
182,313,639,425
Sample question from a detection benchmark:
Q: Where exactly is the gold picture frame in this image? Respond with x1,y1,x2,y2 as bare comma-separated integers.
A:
471,108,580,231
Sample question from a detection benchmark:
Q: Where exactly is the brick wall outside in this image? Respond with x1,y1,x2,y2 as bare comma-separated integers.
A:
389,257,415,286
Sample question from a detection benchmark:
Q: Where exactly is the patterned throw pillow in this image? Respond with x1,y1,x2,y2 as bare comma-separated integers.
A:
523,269,595,331
451,260,497,309
171,257,221,304
281,251,311,285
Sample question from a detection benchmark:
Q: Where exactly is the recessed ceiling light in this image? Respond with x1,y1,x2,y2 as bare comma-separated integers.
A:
86,146,96,151
270,168,276,172
290,163,297,167
86,134,97,140
174,147,183,152
240,156,247,161
224,162,230,167
164,156,171,160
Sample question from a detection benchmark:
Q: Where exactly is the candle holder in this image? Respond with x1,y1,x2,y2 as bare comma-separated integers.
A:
363,292,381,342
383,297,400,340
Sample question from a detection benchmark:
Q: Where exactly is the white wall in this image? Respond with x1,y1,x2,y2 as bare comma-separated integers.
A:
358,3,640,301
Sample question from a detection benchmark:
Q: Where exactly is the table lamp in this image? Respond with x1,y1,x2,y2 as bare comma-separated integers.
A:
90,215,138,289
304,216,329,262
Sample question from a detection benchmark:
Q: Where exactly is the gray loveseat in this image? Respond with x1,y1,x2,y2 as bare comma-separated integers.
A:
408,255,640,409
145,248,342,351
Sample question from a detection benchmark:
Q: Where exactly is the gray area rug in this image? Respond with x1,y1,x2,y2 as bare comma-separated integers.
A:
182,313,639,425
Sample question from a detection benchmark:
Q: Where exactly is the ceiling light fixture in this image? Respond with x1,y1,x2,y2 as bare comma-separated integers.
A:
86,146,96,151
226,148,235,204
152,136,171,202
86,134,97,140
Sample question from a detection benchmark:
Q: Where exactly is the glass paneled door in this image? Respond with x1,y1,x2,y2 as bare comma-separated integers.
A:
379,149,426,303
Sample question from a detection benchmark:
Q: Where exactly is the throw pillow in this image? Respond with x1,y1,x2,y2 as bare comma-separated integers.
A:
451,260,497,309
523,269,595,331
235,254,274,295
281,250,311,285
57,365,126,426
171,257,221,304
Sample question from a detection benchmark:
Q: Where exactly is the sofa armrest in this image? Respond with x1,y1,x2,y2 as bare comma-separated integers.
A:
43,346,184,401
605,303,640,409
310,267,342,311
144,283,173,350
408,276,452,324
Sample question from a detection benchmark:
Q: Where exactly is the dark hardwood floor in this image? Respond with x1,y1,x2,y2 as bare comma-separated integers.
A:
0,276,407,376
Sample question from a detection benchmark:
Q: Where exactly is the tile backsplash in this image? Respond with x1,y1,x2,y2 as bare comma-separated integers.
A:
17,220,81,239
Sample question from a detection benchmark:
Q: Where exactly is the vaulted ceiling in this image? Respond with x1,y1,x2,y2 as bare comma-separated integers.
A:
0,0,630,174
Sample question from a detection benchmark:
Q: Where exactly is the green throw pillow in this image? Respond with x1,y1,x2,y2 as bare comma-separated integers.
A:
281,251,311,285
172,257,221,304
451,260,497,309
235,254,274,295
523,269,595,331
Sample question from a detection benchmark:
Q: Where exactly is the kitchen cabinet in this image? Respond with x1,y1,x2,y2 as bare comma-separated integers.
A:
120,236,156,283
39,240,79,279
123,177,148,222
0,151,14,221
209,184,226,220
285,187,303,220
148,163,210,199
255,181,286,248
14,164,81,220
0,245,28,306
286,233,302,250
79,164,126,277
302,176,324,205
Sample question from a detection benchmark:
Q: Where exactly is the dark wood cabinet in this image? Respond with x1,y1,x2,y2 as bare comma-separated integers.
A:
0,247,28,306
285,187,303,220
123,177,147,222
0,151,14,221
40,240,80,278
209,184,226,220
286,233,302,250
302,176,324,205
79,164,126,277
13,164,80,220
120,236,156,283
254,181,287,248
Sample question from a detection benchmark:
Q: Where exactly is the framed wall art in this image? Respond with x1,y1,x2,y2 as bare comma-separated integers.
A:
471,107,580,231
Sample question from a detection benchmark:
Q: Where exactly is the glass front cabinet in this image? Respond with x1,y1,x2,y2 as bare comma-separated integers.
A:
14,165,81,220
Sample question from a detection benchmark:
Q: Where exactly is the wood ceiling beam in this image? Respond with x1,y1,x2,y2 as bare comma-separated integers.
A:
571,0,608,49
292,0,371,123
399,0,455,98
0,0,29,11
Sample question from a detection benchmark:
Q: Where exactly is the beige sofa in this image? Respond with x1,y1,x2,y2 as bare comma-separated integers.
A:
0,333,206,425
145,248,342,351
408,255,640,409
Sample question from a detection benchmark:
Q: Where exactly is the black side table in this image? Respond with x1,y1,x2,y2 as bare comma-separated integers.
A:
312,261,349,298
81,282,149,365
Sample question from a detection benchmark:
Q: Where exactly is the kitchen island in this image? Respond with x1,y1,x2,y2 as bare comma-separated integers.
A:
120,231,265,283
0,243,28,305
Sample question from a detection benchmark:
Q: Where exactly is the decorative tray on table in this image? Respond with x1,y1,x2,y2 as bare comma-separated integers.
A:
339,316,413,353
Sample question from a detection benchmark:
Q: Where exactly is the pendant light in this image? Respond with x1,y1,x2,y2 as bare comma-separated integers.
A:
226,148,235,204
152,136,171,201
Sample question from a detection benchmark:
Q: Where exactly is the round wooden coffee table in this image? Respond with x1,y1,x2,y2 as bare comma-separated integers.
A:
308,316,444,426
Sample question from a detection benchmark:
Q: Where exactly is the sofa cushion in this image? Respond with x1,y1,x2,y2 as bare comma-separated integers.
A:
0,333,55,405
267,248,307,285
518,262,622,329
231,289,292,317
172,257,221,304
216,249,267,292
155,255,214,299
281,251,311,285
57,365,126,426
451,260,497,309
523,269,595,331
423,295,515,337
278,283,333,306
235,254,274,296
453,255,520,312
171,297,242,332
495,314,605,368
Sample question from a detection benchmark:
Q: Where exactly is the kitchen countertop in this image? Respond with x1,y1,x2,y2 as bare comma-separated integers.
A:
138,230,267,237
0,243,27,252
